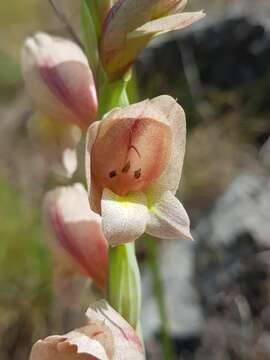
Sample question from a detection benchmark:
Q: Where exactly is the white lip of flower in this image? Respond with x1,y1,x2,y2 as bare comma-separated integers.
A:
86,95,192,246
29,300,144,360
21,32,98,129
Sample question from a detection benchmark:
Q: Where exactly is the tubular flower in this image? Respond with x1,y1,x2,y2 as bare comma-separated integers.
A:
43,184,108,290
21,32,98,130
30,300,144,360
86,95,192,246
100,0,205,80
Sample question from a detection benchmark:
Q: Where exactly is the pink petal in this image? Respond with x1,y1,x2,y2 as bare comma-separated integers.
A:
21,33,98,129
91,116,172,196
43,184,108,290
30,301,144,360
86,300,144,359
149,95,186,194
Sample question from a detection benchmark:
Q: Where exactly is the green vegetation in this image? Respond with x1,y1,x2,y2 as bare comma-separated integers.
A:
0,176,51,314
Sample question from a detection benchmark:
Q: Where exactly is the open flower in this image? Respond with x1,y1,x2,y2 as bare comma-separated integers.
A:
86,95,192,246
43,184,108,290
30,300,144,360
100,0,205,80
21,32,98,129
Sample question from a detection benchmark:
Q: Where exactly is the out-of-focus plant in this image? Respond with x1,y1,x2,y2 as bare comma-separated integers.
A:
20,0,204,359
43,183,108,291
21,32,98,130
30,300,144,360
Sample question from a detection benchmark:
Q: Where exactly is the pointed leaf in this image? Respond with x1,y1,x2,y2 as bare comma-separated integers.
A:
81,0,99,76
128,11,205,38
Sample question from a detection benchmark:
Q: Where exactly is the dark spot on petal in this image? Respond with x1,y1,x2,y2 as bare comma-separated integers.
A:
122,161,131,173
109,170,117,178
134,168,141,179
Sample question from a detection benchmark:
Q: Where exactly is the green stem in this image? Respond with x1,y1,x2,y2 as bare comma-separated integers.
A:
108,243,141,330
144,234,175,360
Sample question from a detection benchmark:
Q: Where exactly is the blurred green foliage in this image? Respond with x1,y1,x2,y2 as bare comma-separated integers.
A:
0,177,51,308
0,51,21,101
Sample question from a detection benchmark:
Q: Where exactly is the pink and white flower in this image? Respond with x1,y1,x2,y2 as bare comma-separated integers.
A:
100,0,205,80
21,32,98,129
86,95,192,246
30,300,144,360
43,184,108,290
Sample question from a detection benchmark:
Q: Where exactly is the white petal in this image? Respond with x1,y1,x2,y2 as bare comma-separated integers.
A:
101,188,149,246
146,191,192,240
30,334,109,360
62,148,78,178
101,98,167,124
64,332,109,359
150,95,186,194
86,300,144,359
128,11,205,38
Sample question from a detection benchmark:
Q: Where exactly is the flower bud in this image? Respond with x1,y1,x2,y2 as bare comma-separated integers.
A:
21,32,98,129
100,0,204,80
43,184,108,290
30,300,144,360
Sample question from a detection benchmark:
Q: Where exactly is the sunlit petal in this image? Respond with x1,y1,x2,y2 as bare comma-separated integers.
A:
128,11,205,38
21,32,97,129
146,190,192,240
43,184,108,289
101,188,149,245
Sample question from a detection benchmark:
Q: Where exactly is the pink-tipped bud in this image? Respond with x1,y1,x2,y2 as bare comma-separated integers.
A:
43,184,108,290
100,0,204,80
30,300,144,360
21,32,98,129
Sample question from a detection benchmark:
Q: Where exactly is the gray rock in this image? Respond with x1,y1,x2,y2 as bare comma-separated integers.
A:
141,240,203,341
196,172,270,248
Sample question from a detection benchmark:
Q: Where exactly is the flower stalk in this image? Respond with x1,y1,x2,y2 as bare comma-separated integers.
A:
108,243,141,330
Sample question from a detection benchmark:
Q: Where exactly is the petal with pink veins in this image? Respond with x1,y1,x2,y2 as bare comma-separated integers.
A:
91,116,172,196
21,32,98,129
43,184,108,290
146,190,192,240
128,11,205,38
149,95,186,194
30,300,144,360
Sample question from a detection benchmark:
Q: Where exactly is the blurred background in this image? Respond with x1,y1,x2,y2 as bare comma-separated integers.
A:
1,0,270,359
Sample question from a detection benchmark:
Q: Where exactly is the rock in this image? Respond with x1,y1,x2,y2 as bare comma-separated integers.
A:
193,168,270,358
136,16,270,123
196,172,270,248
141,240,203,345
